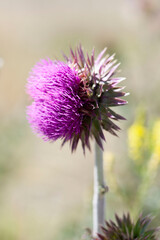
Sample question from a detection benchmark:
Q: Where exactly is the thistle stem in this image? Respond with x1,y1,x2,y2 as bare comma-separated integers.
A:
93,141,107,237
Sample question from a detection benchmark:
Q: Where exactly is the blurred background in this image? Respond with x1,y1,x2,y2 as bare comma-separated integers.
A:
0,0,160,239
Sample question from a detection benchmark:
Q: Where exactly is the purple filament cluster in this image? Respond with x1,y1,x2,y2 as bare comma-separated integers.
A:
27,59,84,142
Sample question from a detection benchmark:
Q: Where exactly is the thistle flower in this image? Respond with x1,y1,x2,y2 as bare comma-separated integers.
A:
97,213,159,240
27,46,127,152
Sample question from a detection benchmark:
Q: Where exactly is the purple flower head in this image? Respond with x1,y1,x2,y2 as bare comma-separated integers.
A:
27,46,128,152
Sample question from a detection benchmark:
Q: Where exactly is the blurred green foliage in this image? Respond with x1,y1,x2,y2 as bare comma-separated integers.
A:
0,219,19,240
104,108,160,223
54,218,81,240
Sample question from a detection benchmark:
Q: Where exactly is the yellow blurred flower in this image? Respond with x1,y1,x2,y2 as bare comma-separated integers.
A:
128,122,146,162
152,120,160,161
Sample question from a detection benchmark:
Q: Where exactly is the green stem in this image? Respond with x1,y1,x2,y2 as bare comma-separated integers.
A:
93,141,107,237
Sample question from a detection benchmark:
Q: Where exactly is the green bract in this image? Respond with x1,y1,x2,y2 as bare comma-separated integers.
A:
98,213,159,240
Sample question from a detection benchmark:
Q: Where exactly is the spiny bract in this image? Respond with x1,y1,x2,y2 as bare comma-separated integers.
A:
97,213,159,240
